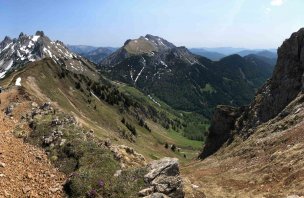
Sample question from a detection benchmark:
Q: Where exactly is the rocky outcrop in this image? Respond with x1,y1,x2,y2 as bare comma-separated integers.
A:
199,105,242,159
5,104,14,116
139,157,184,198
235,28,304,135
200,28,304,158
143,192,170,198
110,145,146,169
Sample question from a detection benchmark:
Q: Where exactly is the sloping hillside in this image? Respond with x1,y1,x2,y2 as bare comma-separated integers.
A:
1,58,203,161
0,57,203,197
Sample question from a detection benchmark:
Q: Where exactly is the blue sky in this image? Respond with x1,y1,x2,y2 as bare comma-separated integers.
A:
0,0,303,48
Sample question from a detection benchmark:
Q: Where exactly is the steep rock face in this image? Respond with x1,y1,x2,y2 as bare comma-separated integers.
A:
236,28,304,135
199,105,242,159
0,31,96,79
200,28,304,158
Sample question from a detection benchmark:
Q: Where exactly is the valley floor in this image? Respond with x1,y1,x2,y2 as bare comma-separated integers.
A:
0,89,66,197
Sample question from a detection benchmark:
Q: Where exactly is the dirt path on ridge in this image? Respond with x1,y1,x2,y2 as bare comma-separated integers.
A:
0,88,66,197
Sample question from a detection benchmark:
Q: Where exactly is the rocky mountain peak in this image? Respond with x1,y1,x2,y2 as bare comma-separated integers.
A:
3,36,12,43
101,34,180,67
144,34,157,39
100,35,201,77
144,34,176,51
123,39,132,46
35,30,45,37
122,34,176,55
0,36,13,51
18,32,25,38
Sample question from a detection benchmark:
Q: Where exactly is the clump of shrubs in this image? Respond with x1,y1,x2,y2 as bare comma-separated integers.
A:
126,122,137,136
121,118,137,136
121,117,126,124
171,144,176,152
138,118,151,132
121,117,137,136
87,179,105,198
164,143,178,153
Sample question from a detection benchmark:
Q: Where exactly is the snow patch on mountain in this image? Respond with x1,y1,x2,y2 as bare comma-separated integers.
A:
15,77,21,86
135,66,145,83
148,95,161,106
1,42,13,53
160,61,168,68
0,60,13,78
32,35,40,42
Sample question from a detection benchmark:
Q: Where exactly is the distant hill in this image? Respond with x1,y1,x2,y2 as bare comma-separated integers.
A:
80,47,116,63
244,54,277,67
255,50,277,59
67,44,98,54
201,47,248,55
189,48,225,61
68,45,117,63
190,47,277,65
237,49,277,58
200,47,277,56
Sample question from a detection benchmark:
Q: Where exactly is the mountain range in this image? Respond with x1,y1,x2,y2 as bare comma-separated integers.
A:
189,47,277,61
0,31,97,79
67,42,278,63
99,34,274,117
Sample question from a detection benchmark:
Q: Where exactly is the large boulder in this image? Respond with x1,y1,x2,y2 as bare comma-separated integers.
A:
139,157,184,198
143,192,170,198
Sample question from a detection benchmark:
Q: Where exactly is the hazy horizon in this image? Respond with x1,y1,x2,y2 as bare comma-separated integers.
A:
1,0,303,49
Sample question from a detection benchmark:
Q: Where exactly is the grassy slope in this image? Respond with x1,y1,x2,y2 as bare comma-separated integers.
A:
117,84,210,141
0,58,204,163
